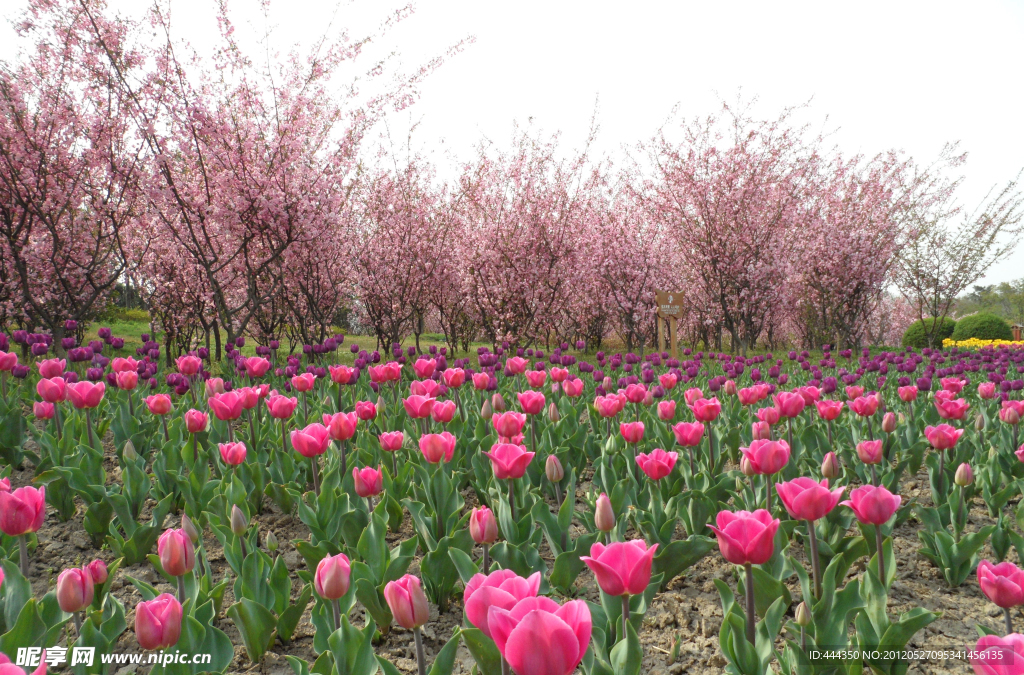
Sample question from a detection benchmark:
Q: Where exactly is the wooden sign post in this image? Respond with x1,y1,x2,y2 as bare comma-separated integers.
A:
655,290,683,359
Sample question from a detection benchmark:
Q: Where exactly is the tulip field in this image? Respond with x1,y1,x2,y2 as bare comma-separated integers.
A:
2,335,1024,675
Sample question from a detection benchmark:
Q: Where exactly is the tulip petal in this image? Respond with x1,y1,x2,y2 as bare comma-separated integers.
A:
504,609,580,675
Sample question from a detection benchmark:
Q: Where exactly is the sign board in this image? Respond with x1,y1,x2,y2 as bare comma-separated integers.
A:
655,290,683,359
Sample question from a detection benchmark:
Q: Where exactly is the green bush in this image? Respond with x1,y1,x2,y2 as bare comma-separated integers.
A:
901,317,957,348
99,307,150,323
950,312,1013,341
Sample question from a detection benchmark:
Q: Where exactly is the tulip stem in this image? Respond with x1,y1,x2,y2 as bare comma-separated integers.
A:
500,656,511,675
177,575,186,604
246,409,256,450
73,612,82,634
937,449,945,501
1006,607,1014,635
85,409,95,449
54,405,63,441
807,520,821,600
391,451,398,478
331,598,341,633
281,419,289,457
744,563,756,645
162,416,170,443
413,627,427,675
621,594,630,644
875,526,886,586
339,440,347,481
482,544,490,574
508,478,516,521
311,457,320,495
18,535,29,577
765,473,773,512
870,464,878,486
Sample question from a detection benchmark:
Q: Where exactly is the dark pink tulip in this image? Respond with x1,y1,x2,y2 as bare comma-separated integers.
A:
419,432,457,463
775,477,844,522
941,377,965,394
978,560,1024,609
176,355,202,376
0,351,18,371
0,485,46,536
244,357,271,378
410,379,442,398
658,372,677,390
636,448,678,481
709,509,779,565
815,399,844,421
856,440,883,465
379,431,404,452
624,383,647,404
488,597,591,675
431,399,457,424
897,386,918,403
266,393,298,419
328,364,355,384
493,411,527,439
774,391,805,418
56,566,95,613
924,424,963,450
157,528,195,576
384,575,430,629
525,370,547,388
841,485,901,525
796,386,821,405
413,358,437,379
37,358,66,378
135,593,182,650
850,396,879,417
355,400,377,420
550,367,569,383
738,387,760,406
145,394,172,415
235,386,259,410
443,368,466,388
111,357,139,374
751,421,771,440
291,373,316,392
472,372,490,390
86,559,108,584
36,376,66,403
740,439,791,475
690,397,722,422
208,392,243,421
683,387,703,405
756,406,781,426
971,633,1024,675
291,423,331,458
594,395,620,418
184,409,209,433
581,540,658,596
562,378,584,397
403,395,435,419
464,570,541,638
353,466,383,498
845,385,864,400
517,390,546,415
483,442,534,479
935,397,969,421
620,421,644,444
33,401,54,419
469,506,498,545
66,381,105,409
218,442,247,466
315,553,352,600
323,411,358,441
115,370,138,391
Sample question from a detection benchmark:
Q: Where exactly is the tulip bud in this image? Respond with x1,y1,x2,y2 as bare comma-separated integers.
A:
266,531,279,553
56,567,95,613
86,559,108,585
376,395,385,410
314,553,352,600
740,456,756,476
491,393,506,413
751,421,771,441
821,451,840,479
975,413,986,432
230,505,249,536
181,514,200,544
881,412,896,434
795,601,811,626
897,412,906,425
594,493,615,532
1003,408,1021,426
469,506,498,545
545,454,564,483
954,462,973,487
123,440,137,462
480,399,493,419
547,401,560,423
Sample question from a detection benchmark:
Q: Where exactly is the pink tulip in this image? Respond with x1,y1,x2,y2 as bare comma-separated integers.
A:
845,385,864,400
66,381,105,409
111,357,139,374
384,575,430,629
144,394,172,415
940,377,965,394
856,440,883,465
410,379,441,398
327,364,354,385
756,406,781,426
353,466,384,497
115,370,138,391
493,411,527,439
740,439,791,475
379,431,404,452
470,506,498,545
850,396,879,417
266,394,298,419
659,372,678,390
205,378,225,396
690,397,722,422
291,423,331,457
562,378,583,397
419,432,457,463
37,358,66,378
620,421,644,444
235,386,259,410
636,449,678,481
0,351,18,371
488,597,592,675
841,485,902,525
413,358,437,379
464,569,542,638
208,392,243,421
971,633,1024,675
978,560,1024,609
56,566,95,613
323,411,358,441
625,383,647,404
483,443,535,479
244,357,271,378
821,452,840,479
158,528,195,576
0,478,8,493
36,376,66,403
796,386,821,405
218,442,247,466
176,355,202,376
525,370,547,388
403,395,435,419
314,553,352,600
472,372,490,390
33,402,54,419
582,540,658,596
86,559,108,584
1004,408,1023,426
431,399,457,424
738,387,760,406
925,424,963,450
443,368,466,388
775,477,844,522
683,387,703,406
935,397,969,421
815,399,844,421
709,509,779,566
517,391,546,415
897,386,918,402
291,373,316,393
751,421,771,440
1005,400,1024,417
355,401,377,421
0,485,46,536
595,493,615,532
657,400,676,421
671,421,703,447
979,382,998,400
774,391,805,418
594,395,620,418
135,593,183,650
184,409,209,433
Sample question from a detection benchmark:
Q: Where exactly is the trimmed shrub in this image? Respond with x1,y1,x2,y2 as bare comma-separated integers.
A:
901,317,957,348
951,312,1013,341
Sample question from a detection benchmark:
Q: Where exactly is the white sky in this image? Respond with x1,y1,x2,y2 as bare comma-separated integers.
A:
3,0,1023,286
